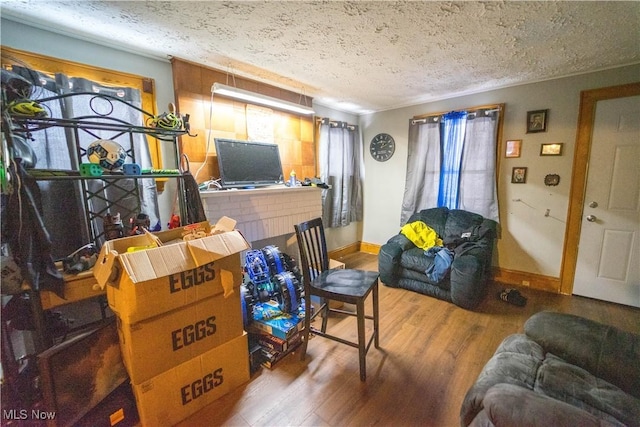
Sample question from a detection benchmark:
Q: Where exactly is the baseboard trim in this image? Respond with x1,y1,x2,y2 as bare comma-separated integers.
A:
327,242,381,259
328,242,361,259
492,267,560,293
359,242,381,255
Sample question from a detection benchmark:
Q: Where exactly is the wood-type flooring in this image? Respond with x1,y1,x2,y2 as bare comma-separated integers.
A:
179,252,640,427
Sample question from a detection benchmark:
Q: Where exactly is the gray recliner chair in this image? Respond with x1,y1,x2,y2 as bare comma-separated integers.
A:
460,311,640,426
378,207,497,309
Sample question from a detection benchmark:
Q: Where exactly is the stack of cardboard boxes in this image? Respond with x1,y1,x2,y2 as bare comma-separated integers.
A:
94,219,251,426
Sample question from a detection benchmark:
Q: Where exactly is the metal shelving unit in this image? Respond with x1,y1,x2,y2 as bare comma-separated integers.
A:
2,92,193,353
7,92,191,246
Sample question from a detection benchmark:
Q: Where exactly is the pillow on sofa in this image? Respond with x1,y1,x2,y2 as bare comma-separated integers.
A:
460,334,545,426
477,383,624,427
525,311,640,399
443,223,496,249
535,353,640,426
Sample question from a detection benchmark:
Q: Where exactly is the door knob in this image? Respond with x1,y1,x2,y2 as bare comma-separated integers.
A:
586,215,597,222
588,201,598,208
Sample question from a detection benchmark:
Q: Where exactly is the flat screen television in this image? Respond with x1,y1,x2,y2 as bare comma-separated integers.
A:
215,138,284,188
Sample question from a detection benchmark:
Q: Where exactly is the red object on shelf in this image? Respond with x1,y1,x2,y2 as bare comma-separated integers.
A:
167,214,180,229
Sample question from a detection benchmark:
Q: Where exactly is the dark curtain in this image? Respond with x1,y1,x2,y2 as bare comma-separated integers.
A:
317,119,364,228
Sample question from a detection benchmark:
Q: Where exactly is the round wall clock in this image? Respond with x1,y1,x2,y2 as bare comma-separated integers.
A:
370,133,395,162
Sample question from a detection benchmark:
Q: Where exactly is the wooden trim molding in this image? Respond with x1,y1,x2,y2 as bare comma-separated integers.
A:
327,241,381,260
359,242,381,255
560,82,640,295
492,267,560,293
1,47,157,102
328,242,362,260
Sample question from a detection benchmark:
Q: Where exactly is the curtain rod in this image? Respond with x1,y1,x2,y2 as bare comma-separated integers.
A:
411,104,502,125
316,117,357,130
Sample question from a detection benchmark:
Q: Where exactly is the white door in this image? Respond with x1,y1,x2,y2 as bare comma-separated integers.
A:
573,95,640,307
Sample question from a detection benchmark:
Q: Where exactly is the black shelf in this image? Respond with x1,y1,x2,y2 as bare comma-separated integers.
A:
2,91,194,352
28,169,184,180
6,92,192,247
10,115,189,142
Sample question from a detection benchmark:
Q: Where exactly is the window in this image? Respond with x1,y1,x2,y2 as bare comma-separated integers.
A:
402,105,503,223
1,47,161,168
2,48,162,257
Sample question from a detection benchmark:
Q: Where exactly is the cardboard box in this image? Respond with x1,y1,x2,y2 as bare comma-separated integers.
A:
329,259,345,270
119,292,244,384
133,333,250,427
251,329,302,353
260,336,303,370
94,219,250,324
248,300,306,340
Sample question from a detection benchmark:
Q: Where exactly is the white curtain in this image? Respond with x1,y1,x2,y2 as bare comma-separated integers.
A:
401,109,500,224
318,119,364,228
401,119,440,224
458,114,499,221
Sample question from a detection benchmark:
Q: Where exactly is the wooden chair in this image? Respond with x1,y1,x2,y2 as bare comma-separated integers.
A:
294,218,380,381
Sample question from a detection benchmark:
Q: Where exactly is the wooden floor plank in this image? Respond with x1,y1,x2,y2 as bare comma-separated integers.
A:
177,252,640,427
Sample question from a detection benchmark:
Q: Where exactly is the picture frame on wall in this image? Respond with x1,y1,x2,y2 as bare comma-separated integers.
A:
540,142,563,156
511,167,527,184
505,139,522,158
526,109,548,133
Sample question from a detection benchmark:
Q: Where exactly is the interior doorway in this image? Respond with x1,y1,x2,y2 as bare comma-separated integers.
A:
561,82,640,307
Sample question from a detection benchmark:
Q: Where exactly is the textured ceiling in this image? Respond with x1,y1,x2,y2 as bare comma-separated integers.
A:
2,1,639,115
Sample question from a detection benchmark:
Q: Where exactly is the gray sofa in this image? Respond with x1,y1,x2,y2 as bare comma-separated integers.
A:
378,207,497,309
460,311,640,427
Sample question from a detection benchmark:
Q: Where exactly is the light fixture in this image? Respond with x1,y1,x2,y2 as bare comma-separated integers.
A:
211,82,314,115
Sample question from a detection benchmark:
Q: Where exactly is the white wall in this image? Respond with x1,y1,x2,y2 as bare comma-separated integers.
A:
360,64,640,277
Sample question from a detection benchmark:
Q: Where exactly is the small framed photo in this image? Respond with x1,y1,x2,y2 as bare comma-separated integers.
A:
527,109,548,133
511,167,528,184
505,139,522,158
540,143,563,156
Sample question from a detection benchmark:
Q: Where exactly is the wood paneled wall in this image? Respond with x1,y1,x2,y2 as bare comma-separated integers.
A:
171,58,315,183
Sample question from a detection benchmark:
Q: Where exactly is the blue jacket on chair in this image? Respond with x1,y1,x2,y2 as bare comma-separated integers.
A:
424,246,454,283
